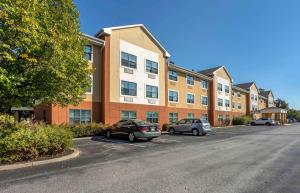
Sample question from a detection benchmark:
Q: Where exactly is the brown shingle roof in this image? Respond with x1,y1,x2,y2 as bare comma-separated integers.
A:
234,82,255,90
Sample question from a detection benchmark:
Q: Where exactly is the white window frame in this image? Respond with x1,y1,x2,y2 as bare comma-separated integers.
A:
121,110,137,120
186,75,195,86
201,95,208,106
69,109,92,124
238,103,242,110
85,75,93,94
218,98,223,107
217,83,223,92
120,51,138,70
186,93,195,104
120,80,137,97
168,89,179,103
225,99,230,108
201,80,208,90
145,84,159,99
168,70,178,82
169,112,178,123
145,59,159,75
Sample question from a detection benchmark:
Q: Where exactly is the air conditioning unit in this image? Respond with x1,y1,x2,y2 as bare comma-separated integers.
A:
148,99,156,104
124,97,133,102
148,74,156,79
124,68,133,74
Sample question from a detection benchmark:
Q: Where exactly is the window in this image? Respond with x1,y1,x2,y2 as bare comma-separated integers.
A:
69,109,91,124
186,93,195,104
218,114,223,125
86,75,93,94
218,83,223,92
218,98,223,107
84,45,92,61
232,91,235,97
251,94,254,100
232,102,235,109
201,96,208,106
146,85,158,98
201,80,208,89
146,60,158,74
169,113,178,123
146,112,158,123
187,113,194,119
168,70,178,81
121,111,136,120
201,114,208,121
121,81,137,96
238,103,242,110
168,90,178,102
121,52,137,69
225,100,230,108
226,115,230,120
186,75,194,85
237,92,241,98
225,85,230,94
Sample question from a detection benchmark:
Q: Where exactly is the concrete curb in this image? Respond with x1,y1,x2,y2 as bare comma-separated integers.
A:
0,148,80,171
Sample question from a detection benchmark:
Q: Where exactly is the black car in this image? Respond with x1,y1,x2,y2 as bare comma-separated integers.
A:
104,119,161,142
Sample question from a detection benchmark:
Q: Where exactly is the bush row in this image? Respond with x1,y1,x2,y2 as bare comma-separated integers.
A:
0,115,73,163
60,122,105,138
232,116,252,125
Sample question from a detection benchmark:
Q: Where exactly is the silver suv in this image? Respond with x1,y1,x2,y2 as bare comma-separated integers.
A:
251,118,276,126
168,118,211,136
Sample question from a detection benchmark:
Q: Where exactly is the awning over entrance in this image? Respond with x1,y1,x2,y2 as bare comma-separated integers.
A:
260,107,287,125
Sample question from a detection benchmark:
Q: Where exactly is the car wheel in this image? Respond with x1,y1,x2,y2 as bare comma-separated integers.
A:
105,130,111,138
147,138,153,141
251,122,256,126
192,128,199,136
169,128,175,135
128,132,136,142
266,122,271,126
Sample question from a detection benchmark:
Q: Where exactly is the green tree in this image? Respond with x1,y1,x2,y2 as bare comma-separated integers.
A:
274,98,289,109
0,0,91,113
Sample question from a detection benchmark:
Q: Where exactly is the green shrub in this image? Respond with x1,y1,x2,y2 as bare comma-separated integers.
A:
63,122,105,138
162,123,169,131
0,120,73,164
232,116,252,125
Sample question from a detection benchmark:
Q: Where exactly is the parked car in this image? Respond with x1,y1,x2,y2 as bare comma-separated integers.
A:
168,118,211,136
105,119,161,142
288,118,298,123
250,118,276,126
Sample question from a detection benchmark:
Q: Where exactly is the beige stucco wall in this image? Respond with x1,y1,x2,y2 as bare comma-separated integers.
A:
167,71,209,110
259,98,267,110
84,44,102,102
109,27,166,106
214,68,232,111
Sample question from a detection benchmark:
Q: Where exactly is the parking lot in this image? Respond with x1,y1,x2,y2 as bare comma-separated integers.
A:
1,124,300,193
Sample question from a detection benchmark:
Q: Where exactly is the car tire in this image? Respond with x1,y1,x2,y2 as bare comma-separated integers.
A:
128,132,136,143
266,122,271,126
105,130,111,138
147,138,153,141
251,122,256,126
169,128,175,135
192,128,199,136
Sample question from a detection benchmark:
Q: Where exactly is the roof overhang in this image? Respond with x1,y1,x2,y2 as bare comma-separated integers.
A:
232,85,249,93
260,107,287,114
95,24,170,58
81,33,105,46
169,64,213,81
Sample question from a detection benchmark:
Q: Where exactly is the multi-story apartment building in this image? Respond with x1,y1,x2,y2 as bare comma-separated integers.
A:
34,24,285,127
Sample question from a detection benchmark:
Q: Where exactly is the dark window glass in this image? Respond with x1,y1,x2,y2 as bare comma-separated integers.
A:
121,81,137,96
146,60,158,74
146,85,158,98
84,45,92,61
121,52,137,69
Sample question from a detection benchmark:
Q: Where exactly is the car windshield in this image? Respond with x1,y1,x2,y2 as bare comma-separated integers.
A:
201,119,208,123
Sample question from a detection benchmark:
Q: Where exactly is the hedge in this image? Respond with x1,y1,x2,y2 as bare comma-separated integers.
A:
0,115,73,164
60,122,105,138
232,116,252,125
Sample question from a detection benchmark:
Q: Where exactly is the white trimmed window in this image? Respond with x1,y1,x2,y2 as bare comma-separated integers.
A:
168,70,178,81
186,75,194,86
169,113,178,123
238,103,242,110
218,83,223,92
186,93,195,104
201,96,208,106
146,60,158,74
146,85,158,99
237,92,241,98
168,90,178,102
121,111,136,120
225,100,230,108
84,45,93,61
146,112,158,123
225,85,230,94
218,98,223,107
121,80,137,96
69,109,91,124
232,102,235,109
201,114,208,121
201,80,208,89
187,113,194,119
121,52,137,69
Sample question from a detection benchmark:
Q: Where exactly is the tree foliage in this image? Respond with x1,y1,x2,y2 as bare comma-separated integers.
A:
0,0,91,112
274,98,289,109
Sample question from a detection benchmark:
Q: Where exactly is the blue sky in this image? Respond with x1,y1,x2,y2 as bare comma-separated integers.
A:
74,0,300,109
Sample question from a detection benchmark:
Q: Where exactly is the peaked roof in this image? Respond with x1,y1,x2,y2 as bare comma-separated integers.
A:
81,33,105,46
95,24,170,58
168,64,212,81
234,82,260,91
198,66,233,82
259,89,273,98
